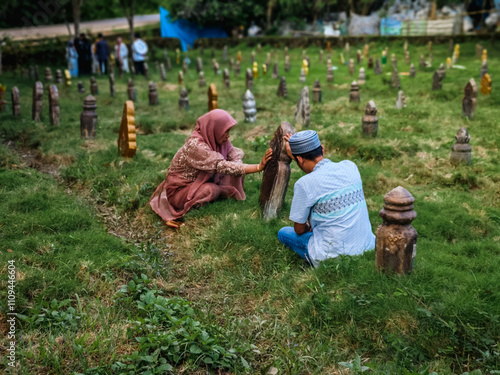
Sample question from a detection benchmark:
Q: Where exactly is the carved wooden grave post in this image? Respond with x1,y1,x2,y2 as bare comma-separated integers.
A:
260,121,295,220
118,101,137,158
32,81,43,122
208,84,218,111
48,84,60,126
375,186,418,275
80,95,97,139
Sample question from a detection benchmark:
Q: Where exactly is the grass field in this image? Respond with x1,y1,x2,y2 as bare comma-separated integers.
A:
1,39,500,374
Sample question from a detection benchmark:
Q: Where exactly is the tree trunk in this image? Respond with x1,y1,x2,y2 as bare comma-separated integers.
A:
72,0,83,37
120,0,135,44
266,0,275,31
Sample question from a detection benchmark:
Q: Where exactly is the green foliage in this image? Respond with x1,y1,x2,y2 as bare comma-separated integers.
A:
18,298,81,331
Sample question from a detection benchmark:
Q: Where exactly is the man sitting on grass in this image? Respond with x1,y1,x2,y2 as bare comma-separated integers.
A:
278,130,375,267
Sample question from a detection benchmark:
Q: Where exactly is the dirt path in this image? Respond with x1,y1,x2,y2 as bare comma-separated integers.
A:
0,14,160,41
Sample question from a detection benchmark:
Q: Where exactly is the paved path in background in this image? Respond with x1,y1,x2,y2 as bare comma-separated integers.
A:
0,14,160,41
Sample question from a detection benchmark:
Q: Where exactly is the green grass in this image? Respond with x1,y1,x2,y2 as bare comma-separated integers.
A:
1,39,500,374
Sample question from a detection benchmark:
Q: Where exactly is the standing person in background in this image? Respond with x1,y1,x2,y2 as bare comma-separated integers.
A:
114,37,129,73
74,33,91,75
66,40,79,77
95,33,110,74
132,32,148,76
91,39,99,74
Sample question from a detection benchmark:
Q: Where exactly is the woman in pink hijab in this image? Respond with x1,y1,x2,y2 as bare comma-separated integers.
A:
150,109,272,228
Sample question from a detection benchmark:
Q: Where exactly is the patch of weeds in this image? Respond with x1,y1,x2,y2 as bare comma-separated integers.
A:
113,275,252,373
18,298,81,332
356,144,401,161
123,242,169,278
251,135,271,152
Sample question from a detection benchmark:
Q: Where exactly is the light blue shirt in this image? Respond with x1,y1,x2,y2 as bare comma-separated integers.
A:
132,39,148,62
289,159,375,267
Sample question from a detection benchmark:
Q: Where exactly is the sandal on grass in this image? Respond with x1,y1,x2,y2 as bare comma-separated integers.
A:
166,220,185,229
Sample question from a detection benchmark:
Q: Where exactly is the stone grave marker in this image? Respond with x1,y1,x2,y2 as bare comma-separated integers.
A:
277,76,287,98
419,54,426,68
284,46,288,56
118,101,137,158
363,44,369,58
32,81,43,122
375,186,418,275
285,56,290,72
358,68,366,85
45,67,53,83
272,62,279,79
391,68,401,89
223,68,230,88
251,51,255,63
432,70,442,90
178,71,184,85
109,74,115,97
299,68,306,83
259,121,295,221
197,57,203,73
374,58,382,75
11,87,20,116
438,63,446,79
143,62,149,78
223,45,228,61
395,90,406,109
160,63,167,81
409,63,416,78
127,79,137,101
148,81,158,105
229,58,234,71
77,81,85,93
404,50,410,65
391,54,397,69
235,61,241,76
462,79,477,118
48,84,60,126
450,127,471,165
348,59,355,75
480,60,488,78
326,41,331,54
327,65,334,83
198,72,206,87
55,69,63,84
349,81,360,103
356,50,361,64
208,84,218,111
362,100,378,137
90,76,98,95
294,87,310,127
80,95,97,138
166,57,172,71
179,87,189,110
242,89,256,123
368,57,373,69
312,80,322,102
246,68,253,89
182,60,187,74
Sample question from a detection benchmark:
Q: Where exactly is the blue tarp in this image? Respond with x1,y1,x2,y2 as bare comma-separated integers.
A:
381,18,402,36
160,7,227,51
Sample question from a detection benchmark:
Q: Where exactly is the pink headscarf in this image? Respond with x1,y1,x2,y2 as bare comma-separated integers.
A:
190,109,237,159
186,109,238,200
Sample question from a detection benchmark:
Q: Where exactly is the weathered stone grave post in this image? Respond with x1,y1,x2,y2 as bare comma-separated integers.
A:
450,127,471,165
277,76,287,98
260,121,295,220
48,84,60,126
432,71,442,90
462,79,477,118
235,61,241,76
32,81,43,122
391,68,401,89
409,64,416,78
285,56,290,72
80,95,97,138
272,62,279,79
44,67,53,83
375,186,418,275
395,91,406,109
223,68,230,88
374,58,382,75
77,81,85,93
223,45,228,61
299,68,306,83
196,57,203,73
208,84,218,111
179,87,189,110
144,62,149,78
294,87,310,127
127,79,137,101
242,89,256,123
358,68,366,85
419,55,426,68
327,65,334,83
348,59,355,75
148,82,158,105
312,80,322,102
12,87,20,116
118,101,137,158
90,76,98,95
480,60,488,79
362,100,378,137
246,68,253,89
349,81,360,103
55,69,63,84
198,72,206,87
109,74,115,97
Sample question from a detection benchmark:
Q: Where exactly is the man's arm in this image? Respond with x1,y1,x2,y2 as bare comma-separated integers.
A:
294,222,311,235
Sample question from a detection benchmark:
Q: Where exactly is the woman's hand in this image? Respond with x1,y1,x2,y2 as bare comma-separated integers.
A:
258,148,273,171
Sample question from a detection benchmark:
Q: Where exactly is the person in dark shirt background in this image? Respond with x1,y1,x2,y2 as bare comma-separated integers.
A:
95,33,110,74
74,33,91,75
